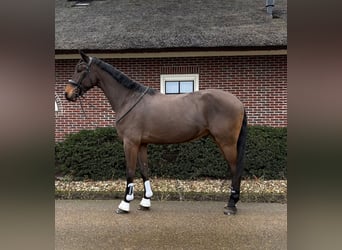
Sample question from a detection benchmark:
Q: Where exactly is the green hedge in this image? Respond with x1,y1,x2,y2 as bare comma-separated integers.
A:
55,126,287,181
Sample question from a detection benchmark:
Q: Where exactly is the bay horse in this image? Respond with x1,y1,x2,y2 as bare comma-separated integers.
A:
65,51,247,215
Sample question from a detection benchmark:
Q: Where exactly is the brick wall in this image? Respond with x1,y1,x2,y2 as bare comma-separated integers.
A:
55,55,287,141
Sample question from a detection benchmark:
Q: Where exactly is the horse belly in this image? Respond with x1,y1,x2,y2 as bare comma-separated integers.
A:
142,113,208,144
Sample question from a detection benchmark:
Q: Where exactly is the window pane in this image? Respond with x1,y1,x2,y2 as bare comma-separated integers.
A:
180,81,194,93
165,81,179,94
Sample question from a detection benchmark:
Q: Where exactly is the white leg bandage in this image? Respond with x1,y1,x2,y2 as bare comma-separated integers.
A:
140,197,151,208
118,200,130,212
126,183,134,201
144,180,153,198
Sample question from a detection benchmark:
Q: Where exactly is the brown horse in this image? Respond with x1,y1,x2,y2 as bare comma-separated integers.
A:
65,51,247,215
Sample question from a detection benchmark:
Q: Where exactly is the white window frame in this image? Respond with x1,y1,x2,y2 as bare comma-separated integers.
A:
160,74,199,94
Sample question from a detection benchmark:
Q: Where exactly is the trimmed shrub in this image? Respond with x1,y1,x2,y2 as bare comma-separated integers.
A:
55,126,287,180
148,139,228,179
55,128,126,181
245,126,287,179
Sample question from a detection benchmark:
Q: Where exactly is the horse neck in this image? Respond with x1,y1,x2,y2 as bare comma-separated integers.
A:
94,66,132,112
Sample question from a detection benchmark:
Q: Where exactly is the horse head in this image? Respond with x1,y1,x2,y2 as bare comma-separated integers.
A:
65,51,98,102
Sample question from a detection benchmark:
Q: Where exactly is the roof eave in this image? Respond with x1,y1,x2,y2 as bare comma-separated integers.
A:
55,45,287,55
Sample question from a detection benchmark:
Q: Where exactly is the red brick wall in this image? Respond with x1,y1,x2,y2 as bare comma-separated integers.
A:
55,55,287,141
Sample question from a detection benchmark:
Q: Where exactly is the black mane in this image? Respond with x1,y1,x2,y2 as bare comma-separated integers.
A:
92,58,156,95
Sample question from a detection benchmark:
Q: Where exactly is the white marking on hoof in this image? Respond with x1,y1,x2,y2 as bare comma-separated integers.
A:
140,197,151,208
144,180,153,198
118,200,130,212
126,183,134,201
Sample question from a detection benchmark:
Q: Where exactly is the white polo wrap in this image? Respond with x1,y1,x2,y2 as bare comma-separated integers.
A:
140,197,151,208
118,200,130,212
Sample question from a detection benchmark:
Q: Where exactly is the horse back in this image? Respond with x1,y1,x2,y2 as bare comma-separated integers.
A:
200,89,244,115
141,89,244,129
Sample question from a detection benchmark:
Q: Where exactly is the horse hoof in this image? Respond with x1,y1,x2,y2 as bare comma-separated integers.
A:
223,206,237,215
115,208,129,214
138,205,150,211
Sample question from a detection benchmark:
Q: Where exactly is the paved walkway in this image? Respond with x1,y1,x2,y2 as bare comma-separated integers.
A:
55,200,287,250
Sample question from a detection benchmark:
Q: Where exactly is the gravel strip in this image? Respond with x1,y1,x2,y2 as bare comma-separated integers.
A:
55,179,287,195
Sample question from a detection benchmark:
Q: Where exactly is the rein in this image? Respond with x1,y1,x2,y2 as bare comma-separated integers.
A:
77,95,115,128
77,87,150,125
70,57,149,125
77,97,101,127
116,87,150,124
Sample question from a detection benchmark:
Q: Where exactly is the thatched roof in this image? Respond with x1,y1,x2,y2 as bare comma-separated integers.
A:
55,0,287,52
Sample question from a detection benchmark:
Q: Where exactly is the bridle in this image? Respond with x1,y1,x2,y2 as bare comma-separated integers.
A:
68,58,93,98
68,56,150,125
67,58,97,123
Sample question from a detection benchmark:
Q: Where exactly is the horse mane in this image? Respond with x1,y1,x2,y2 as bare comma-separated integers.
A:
92,58,156,95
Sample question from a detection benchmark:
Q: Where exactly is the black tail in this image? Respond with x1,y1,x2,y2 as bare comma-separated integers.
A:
236,109,247,179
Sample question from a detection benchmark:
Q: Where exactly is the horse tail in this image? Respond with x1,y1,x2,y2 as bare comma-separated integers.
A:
236,109,247,179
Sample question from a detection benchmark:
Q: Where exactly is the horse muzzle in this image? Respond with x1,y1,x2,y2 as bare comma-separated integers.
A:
65,83,79,102
65,91,77,102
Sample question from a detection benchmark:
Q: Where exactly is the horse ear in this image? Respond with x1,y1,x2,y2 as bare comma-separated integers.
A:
79,50,90,63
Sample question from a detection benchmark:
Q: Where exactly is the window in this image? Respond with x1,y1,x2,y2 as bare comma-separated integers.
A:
160,74,199,94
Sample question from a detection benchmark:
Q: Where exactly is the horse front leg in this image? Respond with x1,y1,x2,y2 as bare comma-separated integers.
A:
116,140,139,214
137,144,153,210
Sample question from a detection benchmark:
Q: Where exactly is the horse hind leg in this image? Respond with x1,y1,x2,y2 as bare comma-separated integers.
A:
212,111,247,215
219,143,241,215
